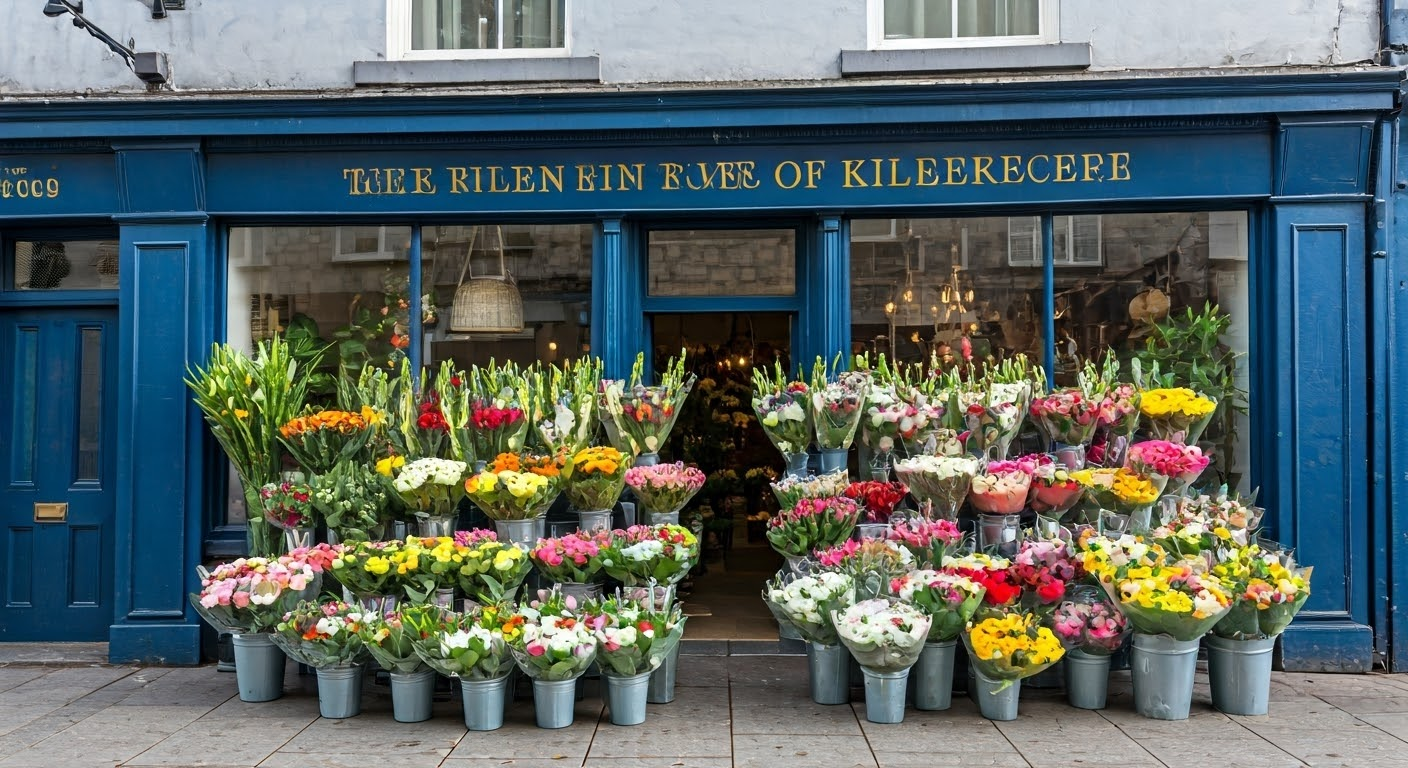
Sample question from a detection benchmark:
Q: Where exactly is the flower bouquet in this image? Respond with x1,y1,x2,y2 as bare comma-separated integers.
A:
601,524,700,586
599,350,695,458
765,496,860,561
815,538,915,601
890,569,985,642
270,599,370,669
968,464,1033,516
809,361,868,451
963,611,1065,717
190,553,325,634
1126,440,1210,498
1211,546,1312,641
259,479,317,549
451,529,533,605
770,469,850,510
1072,467,1163,533
277,407,379,477
587,590,687,678
893,455,980,520
959,388,1025,462
412,604,521,681
761,571,855,645
1011,539,1081,614
564,446,630,512
463,454,563,522
1028,388,1100,449
623,462,706,520
330,539,405,603
531,357,603,456
1092,558,1232,641
944,552,1022,609
396,536,469,606
530,531,612,585
751,361,813,466
862,384,939,464
311,461,393,543
833,598,930,671
843,480,908,524
894,386,949,457
390,372,452,461
510,589,599,681
1029,458,1084,519
393,457,468,530
1053,586,1130,656
466,362,533,461
1163,490,1263,547
358,603,439,677
887,518,964,568
1139,387,1218,445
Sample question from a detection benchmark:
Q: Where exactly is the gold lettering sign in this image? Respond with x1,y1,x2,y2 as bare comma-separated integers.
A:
0,166,61,200
338,151,1131,197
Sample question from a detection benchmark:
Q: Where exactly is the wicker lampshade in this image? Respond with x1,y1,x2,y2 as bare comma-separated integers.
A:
449,226,525,333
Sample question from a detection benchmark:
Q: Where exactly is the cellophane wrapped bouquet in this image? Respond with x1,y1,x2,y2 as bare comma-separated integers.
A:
531,357,602,456
359,603,440,674
810,358,868,451
765,496,860,559
310,461,394,542
963,611,1066,687
599,351,695,458
815,538,915,601
1010,538,1083,615
586,589,687,677
530,531,612,585
1160,490,1264,548
190,544,338,633
1211,545,1311,640
1078,532,1233,641
968,461,1034,516
833,598,931,672
1088,382,1141,467
1029,456,1085,518
397,535,466,604
890,569,985,643
330,539,406,599
887,518,964,568
601,524,700,586
510,589,599,681
761,571,855,645
1053,584,1130,656
956,383,1027,462
1139,387,1218,445
1028,388,1100,449
564,446,630,512
894,455,980,520
271,600,371,669
393,457,468,523
945,552,1022,609
277,407,380,477
1072,467,1163,527
413,604,521,680
751,361,812,461
623,462,706,516
463,453,563,521
451,529,533,605
1125,439,1210,498
770,470,851,510
843,480,908,524
259,479,317,535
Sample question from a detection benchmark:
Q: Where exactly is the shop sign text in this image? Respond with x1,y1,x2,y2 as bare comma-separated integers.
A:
0,165,61,201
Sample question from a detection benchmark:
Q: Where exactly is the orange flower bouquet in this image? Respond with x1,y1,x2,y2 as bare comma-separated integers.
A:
278,407,380,476
564,446,631,512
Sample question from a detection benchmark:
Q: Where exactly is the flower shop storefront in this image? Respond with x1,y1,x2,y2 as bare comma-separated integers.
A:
0,71,1400,675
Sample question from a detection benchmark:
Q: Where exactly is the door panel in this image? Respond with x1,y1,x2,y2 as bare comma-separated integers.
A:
0,308,116,640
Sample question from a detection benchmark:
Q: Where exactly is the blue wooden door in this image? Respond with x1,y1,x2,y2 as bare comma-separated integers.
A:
0,308,116,641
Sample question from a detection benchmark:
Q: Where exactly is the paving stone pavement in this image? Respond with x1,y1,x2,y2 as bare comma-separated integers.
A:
2,655,1408,768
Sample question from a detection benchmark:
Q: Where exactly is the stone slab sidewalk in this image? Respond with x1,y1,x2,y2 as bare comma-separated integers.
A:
2,655,1408,768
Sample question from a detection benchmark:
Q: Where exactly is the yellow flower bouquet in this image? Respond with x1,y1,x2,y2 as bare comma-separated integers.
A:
963,611,1066,685
452,530,532,604
463,453,563,521
1211,546,1312,640
1139,387,1217,445
1072,467,1164,532
563,446,631,512
1089,556,1232,641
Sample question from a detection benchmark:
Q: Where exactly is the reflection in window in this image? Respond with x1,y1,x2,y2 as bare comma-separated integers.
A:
411,0,565,50
226,226,413,402
423,224,592,369
11,240,119,291
883,0,1041,41
648,229,796,297
851,216,1041,367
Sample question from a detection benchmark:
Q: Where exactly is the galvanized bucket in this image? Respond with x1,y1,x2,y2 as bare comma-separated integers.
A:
809,642,851,705
974,670,1020,721
230,632,285,703
577,509,613,533
533,678,578,729
818,449,849,477
647,644,680,704
1131,632,1201,720
460,674,511,731
1064,649,1111,710
913,640,956,711
315,666,363,719
495,517,544,547
861,667,910,724
604,670,653,726
1207,634,1277,716
389,669,437,723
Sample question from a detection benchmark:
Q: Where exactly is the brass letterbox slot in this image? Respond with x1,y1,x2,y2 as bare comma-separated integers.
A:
34,503,68,523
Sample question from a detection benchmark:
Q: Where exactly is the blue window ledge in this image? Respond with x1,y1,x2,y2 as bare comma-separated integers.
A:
841,43,1091,77
353,56,601,86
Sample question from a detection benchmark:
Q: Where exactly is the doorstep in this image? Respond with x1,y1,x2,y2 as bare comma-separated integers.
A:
0,642,110,667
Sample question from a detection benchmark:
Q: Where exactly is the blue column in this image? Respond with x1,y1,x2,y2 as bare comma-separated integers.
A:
593,217,640,379
813,215,850,368
109,142,209,665
1387,117,1408,671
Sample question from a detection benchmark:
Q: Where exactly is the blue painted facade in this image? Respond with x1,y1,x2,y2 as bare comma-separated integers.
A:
0,71,1403,669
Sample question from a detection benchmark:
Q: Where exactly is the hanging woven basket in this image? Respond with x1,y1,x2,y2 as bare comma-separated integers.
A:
450,226,524,334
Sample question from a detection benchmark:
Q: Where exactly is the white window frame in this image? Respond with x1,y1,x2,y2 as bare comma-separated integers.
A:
1007,215,1102,267
387,0,570,61
867,0,1057,50
332,226,407,263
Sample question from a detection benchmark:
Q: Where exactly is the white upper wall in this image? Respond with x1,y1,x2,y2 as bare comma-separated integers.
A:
0,0,1383,94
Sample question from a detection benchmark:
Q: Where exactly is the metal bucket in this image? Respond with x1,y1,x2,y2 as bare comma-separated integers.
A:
1063,649,1111,710
1131,632,1201,720
460,674,511,731
913,640,956,711
646,511,680,526
416,515,456,538
784,452,809,478
647,643,680,704
230,632,285,703
389,669,437,723
604,670,653,726
577,509,613,533
818,449,849,477
1207,634,1277,716
556,581,604,603
973,670,1020,721
315,666,364,719
1025,659,1065,690
533,678,579,729
808,642,851,705
861,668,910,724
495,517,543,547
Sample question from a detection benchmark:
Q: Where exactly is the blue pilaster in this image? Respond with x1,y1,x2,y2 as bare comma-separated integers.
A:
813,215,850,368
1388,115,1408,672
109,141,209,665
593,218,641,379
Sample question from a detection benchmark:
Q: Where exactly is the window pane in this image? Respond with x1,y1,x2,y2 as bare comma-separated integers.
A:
11,239,118,291
412,0,564,50
425,223,592,368
75,327,102,482
885,0,953,40
957,0,1040,37
851,217,1041,366
1055,211,1251,491
648,229,796,297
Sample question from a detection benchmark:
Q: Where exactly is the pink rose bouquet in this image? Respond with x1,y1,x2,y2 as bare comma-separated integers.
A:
887,518,964,568
765,496,860,558
623,462,706,515
1126,440,1210,497
1029,388,1100,447
1053,593,1130,655
530,530,612,585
